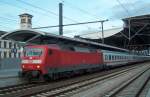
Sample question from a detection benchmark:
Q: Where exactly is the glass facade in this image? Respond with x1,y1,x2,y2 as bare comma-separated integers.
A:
0,40,21,59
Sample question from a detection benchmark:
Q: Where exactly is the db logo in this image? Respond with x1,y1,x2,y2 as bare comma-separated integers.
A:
29,57,32,59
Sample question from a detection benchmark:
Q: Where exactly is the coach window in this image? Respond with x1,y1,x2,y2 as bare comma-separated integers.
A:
106,55,108,60
117,56,119,60
109,55,111,60
112,56,114,60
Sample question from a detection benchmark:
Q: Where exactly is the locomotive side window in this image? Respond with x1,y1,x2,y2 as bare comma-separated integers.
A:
48,49,53,55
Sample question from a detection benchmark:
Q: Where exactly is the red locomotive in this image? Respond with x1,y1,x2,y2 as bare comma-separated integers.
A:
21,44,103,80
20,44,150,81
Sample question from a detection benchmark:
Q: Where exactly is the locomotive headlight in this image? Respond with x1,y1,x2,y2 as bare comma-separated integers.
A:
37,65,40,69
22,65,25,68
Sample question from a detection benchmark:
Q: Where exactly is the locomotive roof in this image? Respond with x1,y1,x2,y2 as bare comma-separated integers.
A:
0,29,128,52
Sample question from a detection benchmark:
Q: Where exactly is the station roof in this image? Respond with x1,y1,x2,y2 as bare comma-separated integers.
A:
81,14,150,50
106,14,150,50
79,27,123,39
0,29,128,52
0,31,7,37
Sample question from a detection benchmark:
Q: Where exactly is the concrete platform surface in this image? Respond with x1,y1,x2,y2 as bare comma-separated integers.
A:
0,69,20,78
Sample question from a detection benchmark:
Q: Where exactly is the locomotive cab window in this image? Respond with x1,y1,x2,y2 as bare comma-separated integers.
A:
25,48,43,57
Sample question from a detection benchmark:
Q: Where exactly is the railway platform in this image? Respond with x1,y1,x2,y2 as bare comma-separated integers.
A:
0,69,23,88
0,69,20,78
146,88,150,97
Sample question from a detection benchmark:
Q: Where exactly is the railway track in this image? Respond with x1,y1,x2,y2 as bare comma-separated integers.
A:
104,66,150,97
31,63,149,97
28,64,145,97
0,63,147,97
0,82,43,95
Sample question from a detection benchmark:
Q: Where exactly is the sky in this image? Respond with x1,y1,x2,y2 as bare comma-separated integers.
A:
0,0,150,37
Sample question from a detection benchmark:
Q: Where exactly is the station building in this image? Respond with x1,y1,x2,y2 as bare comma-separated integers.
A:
0,39,21,59
0,13,33,59
0,13,33,71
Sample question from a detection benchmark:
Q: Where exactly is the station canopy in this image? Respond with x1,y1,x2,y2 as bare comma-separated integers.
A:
0,31,7,37
1,14,150,51
0,29,128,52
80,14,150,50
106,14,150,50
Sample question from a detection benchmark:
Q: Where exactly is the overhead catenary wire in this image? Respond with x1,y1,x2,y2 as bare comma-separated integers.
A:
0,0,58,27
15,0,93,29
0,0,93,32
33,20,108,29
116,0,131,16
0,24,14,30
0,16,18,23
0,1,59,19
64,0,100,20
0,0,107,33
16,0,79,23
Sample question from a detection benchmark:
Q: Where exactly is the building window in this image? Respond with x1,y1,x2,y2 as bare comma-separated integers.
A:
28,18,31,24
0,41,1,48
14,43,17,48
18,52,21,58
9,52,11,58
21,18,26,23
4,52,7,58
9,42,12,48
4,41,7,48
0,51,1,59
